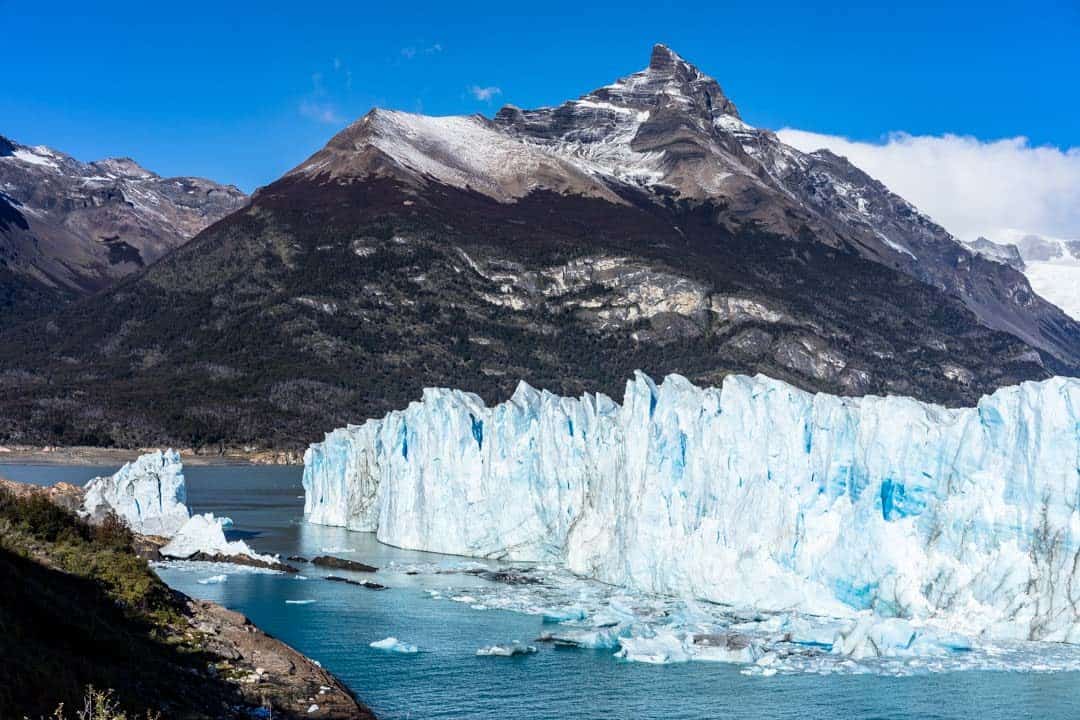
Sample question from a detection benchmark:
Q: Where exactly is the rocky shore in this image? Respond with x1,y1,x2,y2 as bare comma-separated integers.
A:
0,444,304,466
0,475,373,719
184,597,373,719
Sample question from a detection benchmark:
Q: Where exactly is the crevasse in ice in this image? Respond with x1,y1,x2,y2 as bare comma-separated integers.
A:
303,372,1080,642
82,449,190,536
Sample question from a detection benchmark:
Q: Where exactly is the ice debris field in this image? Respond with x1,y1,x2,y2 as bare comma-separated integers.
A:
302,370,1080,674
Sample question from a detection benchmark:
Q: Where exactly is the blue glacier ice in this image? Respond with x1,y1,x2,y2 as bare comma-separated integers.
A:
82,449,190,536
370,636,419,653
304,372,1080,643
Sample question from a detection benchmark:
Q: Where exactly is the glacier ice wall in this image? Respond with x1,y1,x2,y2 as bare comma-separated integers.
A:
303,372,1080,642
82,449,190,536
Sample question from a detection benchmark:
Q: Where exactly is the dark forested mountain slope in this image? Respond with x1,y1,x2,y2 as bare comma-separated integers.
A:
0,46,1073,449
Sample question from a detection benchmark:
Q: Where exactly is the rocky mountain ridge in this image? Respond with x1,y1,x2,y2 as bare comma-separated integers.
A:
293,44,1080,365
0,45,1074,449
0,135,247,324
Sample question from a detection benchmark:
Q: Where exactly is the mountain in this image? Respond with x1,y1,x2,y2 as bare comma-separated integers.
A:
0,45,1075,450
965,231,1080,321
0,135,247,325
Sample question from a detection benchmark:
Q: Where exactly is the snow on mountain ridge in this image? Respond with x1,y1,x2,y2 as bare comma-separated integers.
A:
277,44,1080,366
0,133,248,321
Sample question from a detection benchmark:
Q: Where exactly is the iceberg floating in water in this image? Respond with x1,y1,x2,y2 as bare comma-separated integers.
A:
369,636,418,653
537,628,622,650
82,449,189,536
476,642,538,657
304,371,1080,643
161,512,278,564
197,574,228,585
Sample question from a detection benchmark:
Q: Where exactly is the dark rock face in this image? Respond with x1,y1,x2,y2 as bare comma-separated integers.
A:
483,46,1080,366
186,551,297,573
465,568,543,585
0,45,1075,449
311,556,378,573
0,137,246,326
325,575,386,590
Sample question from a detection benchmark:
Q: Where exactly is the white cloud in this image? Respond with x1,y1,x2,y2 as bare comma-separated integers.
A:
469,85,502,102
298,100,342,125
777,128,1080,244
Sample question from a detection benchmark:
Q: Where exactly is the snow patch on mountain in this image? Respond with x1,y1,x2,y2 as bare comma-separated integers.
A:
9,148,59,169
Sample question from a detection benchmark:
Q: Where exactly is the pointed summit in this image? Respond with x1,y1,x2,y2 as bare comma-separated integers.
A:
648,43,688,73
611,44,741,120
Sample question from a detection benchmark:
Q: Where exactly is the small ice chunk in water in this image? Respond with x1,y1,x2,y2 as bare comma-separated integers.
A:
691,633,763,664
370,636,419,653
537,628,621,649
780,614,844,648
615,631,693,664
542,607,587,624
197,574,228,585
831,617,973,659
286,599,316,605
476,642,538,657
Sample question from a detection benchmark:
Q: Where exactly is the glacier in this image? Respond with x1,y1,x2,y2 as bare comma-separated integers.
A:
82,450,280,567
303,371,1080,644
82,449,190,536
160,512,278,564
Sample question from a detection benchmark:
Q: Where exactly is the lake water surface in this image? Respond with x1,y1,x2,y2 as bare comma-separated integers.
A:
7,462,1080,720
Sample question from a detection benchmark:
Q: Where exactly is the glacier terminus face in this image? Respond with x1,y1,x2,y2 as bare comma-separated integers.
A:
303,371,1080,645
82,448,190,536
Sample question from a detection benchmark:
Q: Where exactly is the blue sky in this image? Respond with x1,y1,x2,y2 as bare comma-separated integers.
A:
2,0,1077,192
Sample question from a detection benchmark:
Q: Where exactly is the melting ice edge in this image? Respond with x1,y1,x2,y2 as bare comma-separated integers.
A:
295,370,1080,672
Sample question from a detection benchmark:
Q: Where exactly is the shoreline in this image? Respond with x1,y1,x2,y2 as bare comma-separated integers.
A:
0,473,372,718
0,445,304,467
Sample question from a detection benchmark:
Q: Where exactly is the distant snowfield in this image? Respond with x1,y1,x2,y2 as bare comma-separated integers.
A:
1025,260,1080,320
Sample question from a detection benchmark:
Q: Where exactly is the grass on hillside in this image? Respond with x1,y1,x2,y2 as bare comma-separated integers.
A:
0,487,239,719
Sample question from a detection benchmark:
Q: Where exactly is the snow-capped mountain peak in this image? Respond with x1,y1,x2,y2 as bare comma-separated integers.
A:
279,44,1080,365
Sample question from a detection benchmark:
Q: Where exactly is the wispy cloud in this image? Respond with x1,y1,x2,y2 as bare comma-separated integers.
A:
401,43,442,61
298,100,342,125
778,128,1080,243
469,85,502,102
297,62,350,125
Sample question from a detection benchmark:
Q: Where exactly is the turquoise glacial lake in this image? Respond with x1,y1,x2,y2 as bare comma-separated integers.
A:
6,462,1080,720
